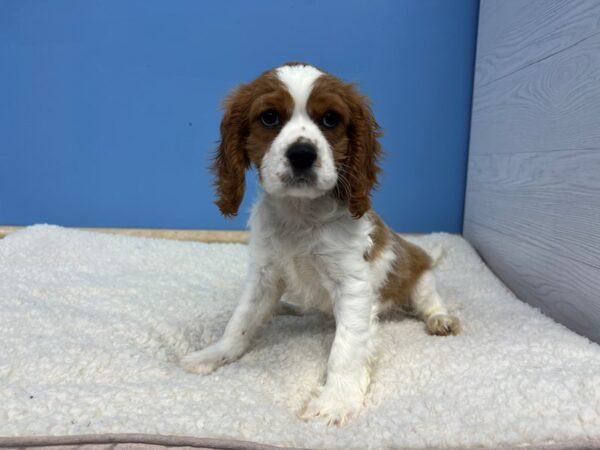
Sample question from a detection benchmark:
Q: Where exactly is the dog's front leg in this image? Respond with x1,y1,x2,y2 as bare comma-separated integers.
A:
301,262,375,426
181,262,282,374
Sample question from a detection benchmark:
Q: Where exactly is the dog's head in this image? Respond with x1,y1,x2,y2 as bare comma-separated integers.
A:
212,63,382,218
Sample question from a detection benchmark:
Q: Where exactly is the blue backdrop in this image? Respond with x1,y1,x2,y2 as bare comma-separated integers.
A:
0,0,478,232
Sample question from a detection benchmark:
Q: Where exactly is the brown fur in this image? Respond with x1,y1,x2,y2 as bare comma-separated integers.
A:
308,75,383,218
380,233,432,309
363,212,390,262
364,212,432,309
212,70,293,216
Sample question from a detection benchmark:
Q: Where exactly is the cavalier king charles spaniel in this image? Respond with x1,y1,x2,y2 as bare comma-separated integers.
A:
181,63,460,426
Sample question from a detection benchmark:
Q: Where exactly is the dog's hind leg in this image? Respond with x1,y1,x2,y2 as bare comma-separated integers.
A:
411,270,460,336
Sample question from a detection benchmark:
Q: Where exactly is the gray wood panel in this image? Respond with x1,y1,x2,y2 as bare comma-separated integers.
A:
471,31,600,155
465,151,600,269
464,0,600,343
476,0,600,87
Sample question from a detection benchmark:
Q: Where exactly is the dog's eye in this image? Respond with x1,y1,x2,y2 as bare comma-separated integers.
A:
260,110,280,128
321,111,340,129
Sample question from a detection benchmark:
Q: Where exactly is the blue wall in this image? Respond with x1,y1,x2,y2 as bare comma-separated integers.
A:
0,0,478,232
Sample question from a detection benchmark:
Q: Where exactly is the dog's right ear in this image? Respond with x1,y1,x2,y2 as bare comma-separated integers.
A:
212,86,251,217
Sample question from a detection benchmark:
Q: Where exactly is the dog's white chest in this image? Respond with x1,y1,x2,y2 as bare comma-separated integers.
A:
282,253,333,314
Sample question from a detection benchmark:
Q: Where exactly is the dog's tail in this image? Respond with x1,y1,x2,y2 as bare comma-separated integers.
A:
429,243,444,268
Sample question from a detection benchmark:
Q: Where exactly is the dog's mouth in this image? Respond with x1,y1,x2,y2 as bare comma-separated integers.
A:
274,171,327,199
281,172,317,187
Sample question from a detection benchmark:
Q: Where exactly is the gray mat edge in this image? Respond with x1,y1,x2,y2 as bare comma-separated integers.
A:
0,433,599,450
0,433,302,450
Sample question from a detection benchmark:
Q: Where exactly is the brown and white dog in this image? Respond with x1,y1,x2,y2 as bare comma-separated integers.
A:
181,63,460,426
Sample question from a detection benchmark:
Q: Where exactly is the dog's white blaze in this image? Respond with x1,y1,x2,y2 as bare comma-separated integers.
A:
275,64,323,114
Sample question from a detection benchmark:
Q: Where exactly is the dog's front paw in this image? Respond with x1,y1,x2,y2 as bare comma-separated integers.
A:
180,351,221,374
180,343,237,374
300,385,364,427
426,313,461,336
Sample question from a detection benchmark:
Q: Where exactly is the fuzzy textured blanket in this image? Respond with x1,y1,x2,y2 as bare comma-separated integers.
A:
0,225,599,450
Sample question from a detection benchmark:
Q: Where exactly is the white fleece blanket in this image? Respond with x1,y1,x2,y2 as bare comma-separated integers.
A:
1,225,599,449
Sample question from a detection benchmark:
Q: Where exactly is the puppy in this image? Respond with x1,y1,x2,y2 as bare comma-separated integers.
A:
181,63,460,426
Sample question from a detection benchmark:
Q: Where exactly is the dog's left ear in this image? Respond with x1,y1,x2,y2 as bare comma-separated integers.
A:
212,86,251,217
338,86,383,218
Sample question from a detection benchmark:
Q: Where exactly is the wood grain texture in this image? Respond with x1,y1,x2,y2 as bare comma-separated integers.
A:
465,150,600,269
0,226,249,243
0,226,423,242
471,31,600,155
476,0,600,87
465,0,600,342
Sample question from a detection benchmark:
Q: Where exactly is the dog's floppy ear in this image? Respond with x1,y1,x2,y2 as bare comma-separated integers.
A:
338,86,382,218
212,86,251,217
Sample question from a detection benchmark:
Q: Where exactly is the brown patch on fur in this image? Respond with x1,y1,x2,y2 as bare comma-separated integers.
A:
308,74,383,218
364,212,390,262
212,69,293,217
363,212,432,309
379,232,432,310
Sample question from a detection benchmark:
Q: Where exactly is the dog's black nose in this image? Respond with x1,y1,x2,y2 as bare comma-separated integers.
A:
286,143,317,172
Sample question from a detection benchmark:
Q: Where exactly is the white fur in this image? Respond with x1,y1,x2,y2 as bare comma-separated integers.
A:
275,64,323,114
182,64,457,426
